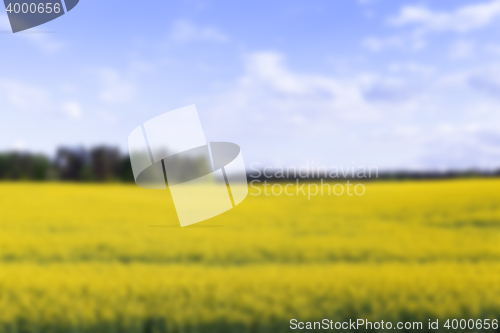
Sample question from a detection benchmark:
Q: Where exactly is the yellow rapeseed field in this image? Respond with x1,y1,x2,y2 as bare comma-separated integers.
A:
1,179,500,332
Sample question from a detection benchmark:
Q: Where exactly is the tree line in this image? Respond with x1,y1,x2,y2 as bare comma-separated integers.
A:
1,146,499,182
0,147,134,182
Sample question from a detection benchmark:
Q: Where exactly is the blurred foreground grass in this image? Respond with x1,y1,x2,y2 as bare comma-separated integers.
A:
1,180,500,332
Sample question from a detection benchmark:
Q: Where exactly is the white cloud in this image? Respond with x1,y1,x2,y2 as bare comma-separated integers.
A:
99,69,137,105
467,66,500,98
449,40,475,59
240,52,342,98
169,19,228,43
387,62,435,77
198,51,500,169
0,79,51,111
13,140,26,152
61,101,82,119
96,109,118,124
362,34,426,52
362,36,403,52
201,50,425,147
389,0,500,33
361,77,420,103
485,43,500,55
21,33,64,54
364,1,500,54
417,125,500,170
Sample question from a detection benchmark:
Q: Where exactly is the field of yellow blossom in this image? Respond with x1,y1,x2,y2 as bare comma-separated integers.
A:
1,179,500,332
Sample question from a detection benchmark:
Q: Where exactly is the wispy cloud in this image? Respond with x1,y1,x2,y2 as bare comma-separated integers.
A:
387,62,435,77
449,40,475,59
467,66,500,98
20,33,64,54
96,109,118,124
197,50,500,168
202,50,420,138
362,36,403,52
389,0,500,33
363,1,500,53
13,140,27,152
0,79,51,112
61,101,83,119
362,35,426,52
99,69,137,105
361,77,420,103
484,43,500,55
169,19,228,43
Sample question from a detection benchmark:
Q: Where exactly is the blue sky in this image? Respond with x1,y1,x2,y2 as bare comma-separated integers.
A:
1,0,500,170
